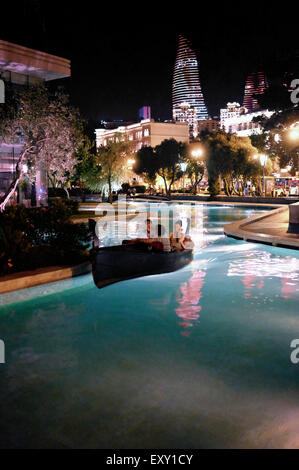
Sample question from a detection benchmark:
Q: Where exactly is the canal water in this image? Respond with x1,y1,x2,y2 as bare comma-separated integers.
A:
0,205,298,449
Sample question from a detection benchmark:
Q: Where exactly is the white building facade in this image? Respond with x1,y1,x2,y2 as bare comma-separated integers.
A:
96,119,190,150
220,102,274,137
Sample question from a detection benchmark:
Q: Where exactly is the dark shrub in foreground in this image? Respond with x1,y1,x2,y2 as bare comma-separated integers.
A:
0,200,91,276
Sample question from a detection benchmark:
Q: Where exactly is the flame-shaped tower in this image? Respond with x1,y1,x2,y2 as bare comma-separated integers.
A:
173,35,208,137
243,71,269,113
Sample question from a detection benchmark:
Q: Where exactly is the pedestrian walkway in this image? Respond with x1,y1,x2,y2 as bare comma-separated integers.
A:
224,204,299,249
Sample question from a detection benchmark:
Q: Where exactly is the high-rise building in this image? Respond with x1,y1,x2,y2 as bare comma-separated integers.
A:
173,102,198,137
243,71,268,113
173,35,208,137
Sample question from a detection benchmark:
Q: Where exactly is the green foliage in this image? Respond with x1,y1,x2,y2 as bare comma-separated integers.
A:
208,173,221,198
134,146,157,185
72,138,102,194
155,139,187,195
97,137,133,203
202,131,260,196
0,199,90,276
186,160,205,194
0,84,84,211
254,108,299,172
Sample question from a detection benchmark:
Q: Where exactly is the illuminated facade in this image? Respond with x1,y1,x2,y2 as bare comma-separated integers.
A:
220,102,247,130
95,119,190,151
243,71,268,113
173,102,198,137
220,102,274,136
197,119,220,134
173,35,208,137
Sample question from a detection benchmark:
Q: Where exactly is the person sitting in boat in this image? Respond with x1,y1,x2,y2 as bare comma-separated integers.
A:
123,219,153,247
170,220,195,252
151,224,172,253
123,223,171,253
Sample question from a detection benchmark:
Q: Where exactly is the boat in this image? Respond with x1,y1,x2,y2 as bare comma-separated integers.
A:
91,244,194,289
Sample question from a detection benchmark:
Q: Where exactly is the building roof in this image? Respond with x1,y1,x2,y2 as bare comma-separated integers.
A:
0,40,71,81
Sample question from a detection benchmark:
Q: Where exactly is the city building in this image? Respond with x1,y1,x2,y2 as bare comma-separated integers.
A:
172,35,208,138
99,120,133,130
220,102,247,128
220,102,274,136
0,40,71,205
197,119,220,134
173,102,198,138
95,119,190,151
243,71,268,113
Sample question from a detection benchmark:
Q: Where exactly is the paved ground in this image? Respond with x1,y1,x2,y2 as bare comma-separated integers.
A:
224,205,299,249
245,209,299,240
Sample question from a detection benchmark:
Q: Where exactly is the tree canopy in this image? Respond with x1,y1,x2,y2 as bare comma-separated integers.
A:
0,84,83,211
97,137,133,203
202,132,260,196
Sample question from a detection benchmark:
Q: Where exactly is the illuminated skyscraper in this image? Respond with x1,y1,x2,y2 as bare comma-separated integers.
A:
173,35,208,137
243,72,268,113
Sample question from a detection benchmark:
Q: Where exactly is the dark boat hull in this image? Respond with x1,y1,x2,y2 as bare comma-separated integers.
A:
92,245,194,289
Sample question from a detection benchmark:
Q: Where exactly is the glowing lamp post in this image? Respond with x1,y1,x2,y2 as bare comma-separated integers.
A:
192,149,204,159
289,125,299,141
260,154,268,197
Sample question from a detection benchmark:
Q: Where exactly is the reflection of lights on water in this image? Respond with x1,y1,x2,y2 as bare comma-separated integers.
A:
228,252,299,280
228,251,299,299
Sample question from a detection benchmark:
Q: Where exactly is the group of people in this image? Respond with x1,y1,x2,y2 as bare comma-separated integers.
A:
124,219,194,253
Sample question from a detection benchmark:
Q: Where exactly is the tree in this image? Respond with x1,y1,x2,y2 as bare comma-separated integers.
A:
155,139,187,196
202,132,259,197
253,108,299,173
0,84,83,212
186,160,205,194
97,137,133,204
133,146,158,186
72,137,102,201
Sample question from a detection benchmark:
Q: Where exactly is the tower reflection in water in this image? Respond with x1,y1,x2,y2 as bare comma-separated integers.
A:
175,268,207,337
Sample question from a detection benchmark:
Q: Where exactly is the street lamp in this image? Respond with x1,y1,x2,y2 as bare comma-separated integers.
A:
289,124,299,141
260,154,268,197
192,149,203,159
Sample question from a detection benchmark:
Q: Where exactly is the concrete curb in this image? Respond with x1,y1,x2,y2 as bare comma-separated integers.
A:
0,262,92,295
224,205,299,250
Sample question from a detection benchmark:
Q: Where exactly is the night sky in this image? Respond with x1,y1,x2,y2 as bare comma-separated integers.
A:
1,1,298,125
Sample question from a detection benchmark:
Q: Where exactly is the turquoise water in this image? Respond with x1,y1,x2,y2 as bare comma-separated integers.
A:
0,205,299,449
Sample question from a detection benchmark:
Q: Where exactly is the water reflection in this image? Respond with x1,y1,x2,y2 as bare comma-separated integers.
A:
176,269,207,337
228,251,299,299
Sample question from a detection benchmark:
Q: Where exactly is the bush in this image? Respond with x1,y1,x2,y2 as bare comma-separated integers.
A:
0,200,90,276
131,185,146,194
